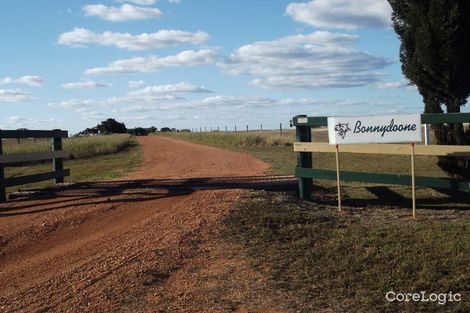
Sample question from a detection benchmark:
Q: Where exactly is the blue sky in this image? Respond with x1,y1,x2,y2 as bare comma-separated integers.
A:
0,0,433,133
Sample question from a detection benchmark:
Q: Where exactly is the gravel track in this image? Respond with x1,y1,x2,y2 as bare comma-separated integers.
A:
0,136,273,312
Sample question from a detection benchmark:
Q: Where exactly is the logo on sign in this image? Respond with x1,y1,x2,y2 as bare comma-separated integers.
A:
334,123,351,139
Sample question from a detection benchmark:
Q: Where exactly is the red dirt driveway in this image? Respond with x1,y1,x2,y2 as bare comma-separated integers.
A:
0,136,288,313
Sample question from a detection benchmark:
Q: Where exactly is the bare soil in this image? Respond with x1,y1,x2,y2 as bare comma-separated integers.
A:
0,136,287,312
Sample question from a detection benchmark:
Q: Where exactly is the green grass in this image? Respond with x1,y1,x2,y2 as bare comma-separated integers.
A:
2,134,136,159
160,131,294,148
3,135,142,193
225,191,470,313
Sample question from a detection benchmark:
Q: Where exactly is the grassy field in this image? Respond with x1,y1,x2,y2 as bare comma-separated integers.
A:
226,191,469,313
162,130,470,313
3,134,136,159
3,134,142,193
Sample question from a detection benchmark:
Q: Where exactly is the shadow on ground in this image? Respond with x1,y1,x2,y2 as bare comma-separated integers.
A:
0,175,298,217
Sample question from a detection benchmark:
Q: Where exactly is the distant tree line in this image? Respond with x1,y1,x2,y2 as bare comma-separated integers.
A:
76,118,188,136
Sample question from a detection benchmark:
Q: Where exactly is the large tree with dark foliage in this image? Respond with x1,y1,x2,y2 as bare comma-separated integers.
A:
388,0,470,177
97,118,127,134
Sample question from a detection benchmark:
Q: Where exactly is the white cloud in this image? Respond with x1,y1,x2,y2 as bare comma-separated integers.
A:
109,82,212,105
183,95,366,109
129,82,212,95
0,75,44,87
116,0,156,5
49,82,211,111
0,89,34,103
128,80,145,88
83,4,161,22
286,0,392,30
48,99,98,108
109,95,377,117
168,0,181,3
76,108,107,121
376,81,408,89
57,28,210,50
1,116,64,129
85,49,218,75
220,31,392,90
62,80,112,89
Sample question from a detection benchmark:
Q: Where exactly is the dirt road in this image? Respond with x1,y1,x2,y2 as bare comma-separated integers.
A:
0,136,276,312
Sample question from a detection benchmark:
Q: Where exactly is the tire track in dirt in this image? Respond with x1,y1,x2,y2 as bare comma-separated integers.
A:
0,136,285,312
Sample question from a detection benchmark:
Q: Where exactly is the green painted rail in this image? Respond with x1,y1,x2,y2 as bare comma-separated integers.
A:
0,129,69,202
295,167,470,190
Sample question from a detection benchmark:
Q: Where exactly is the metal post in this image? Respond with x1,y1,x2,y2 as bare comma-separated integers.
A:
0,132,6,202
260,124,263,133
225,126,227,132
296,116,312,200
280,123,283,136
52,130,64,184
217,126,219,132
235,126,237,132
246,125,249,132
424,124,430,145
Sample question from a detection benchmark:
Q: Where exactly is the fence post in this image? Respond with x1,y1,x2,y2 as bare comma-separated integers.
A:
280,123,283,136
296,116,313,200
246,125,249,132
0,132,6,202
52,130,64,184
424,124,431,145
235,125,237,132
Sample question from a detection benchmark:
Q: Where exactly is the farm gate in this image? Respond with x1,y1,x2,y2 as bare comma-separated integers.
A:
293,113,470,200
0,129,70,202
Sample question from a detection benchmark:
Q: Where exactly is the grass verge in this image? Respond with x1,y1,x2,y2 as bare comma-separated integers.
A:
224,190,469,313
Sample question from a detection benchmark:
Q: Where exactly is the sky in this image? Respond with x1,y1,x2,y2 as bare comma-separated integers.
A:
0,0,442,134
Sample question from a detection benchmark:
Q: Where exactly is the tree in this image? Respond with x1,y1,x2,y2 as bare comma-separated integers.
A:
96,118,127,134
128,127,149,136
388,0,470,177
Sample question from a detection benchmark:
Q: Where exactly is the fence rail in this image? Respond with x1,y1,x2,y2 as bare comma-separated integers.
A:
294,142,470,156
293,113,470,200
0,129,69,202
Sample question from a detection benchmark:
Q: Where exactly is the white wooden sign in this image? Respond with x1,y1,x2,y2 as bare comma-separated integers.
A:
327,114,422,144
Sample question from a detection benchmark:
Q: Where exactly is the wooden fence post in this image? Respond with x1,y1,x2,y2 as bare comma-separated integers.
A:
52,130,64,184
280,123,283,136
296,116,313,200
0,132,6,202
